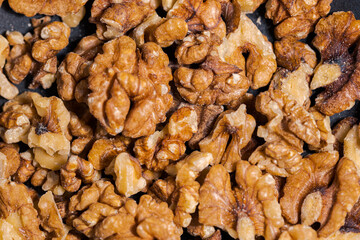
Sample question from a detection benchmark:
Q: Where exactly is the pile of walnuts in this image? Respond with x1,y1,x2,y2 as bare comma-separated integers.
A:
0,0,360,239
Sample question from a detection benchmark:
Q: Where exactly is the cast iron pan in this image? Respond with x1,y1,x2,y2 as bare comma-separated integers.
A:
0,0,359,239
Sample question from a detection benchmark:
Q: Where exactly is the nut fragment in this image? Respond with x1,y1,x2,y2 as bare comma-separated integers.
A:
0,143,20,179
62,6,86,28
278,224,318,240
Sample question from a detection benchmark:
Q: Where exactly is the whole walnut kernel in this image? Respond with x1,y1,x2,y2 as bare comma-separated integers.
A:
199,104,256,172
311,12,360,116
265,0,332,39
87,36,173,137
90,0,154,40
134,105,198,171
198,162,284,240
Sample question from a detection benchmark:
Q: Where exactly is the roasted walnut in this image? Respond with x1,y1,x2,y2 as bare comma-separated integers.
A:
134,105,198,171
311,12,360,116
199,104,256,172
87,36,173,137
199,162,284,239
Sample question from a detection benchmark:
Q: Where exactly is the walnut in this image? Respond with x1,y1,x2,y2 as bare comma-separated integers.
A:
134,105,198,171
30,56,57,89
148,176,176,203
105,152,146,197
188,104,224,149
32,21,70,63
265,0,332,39
68,111,93,155
280,151,339,224
40,170,66,196
94,195,182,239
150,18,189,48
57,35,103,101
88,136,130,170
87,36,173,137
38,191,69,238
309,108,335,151
90,0,154,40
332,117,358,153
168,151,213,227
0,179,45,239
311,12,360,116
60,155,101,192
13,150,36,183
187,214,216,239
198,162,284,239
199,104,256,172
238,0,266,12
0,143,20,179
0,35,9,69
62,6,86,28
278,224,318,240
8,0,88,17
344,124,360,175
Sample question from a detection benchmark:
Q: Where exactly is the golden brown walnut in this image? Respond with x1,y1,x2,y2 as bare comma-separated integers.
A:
199,104,256,172
309,108,336,151
32,21,70,63
256,89,321,151
150,18,188,48
265,0,332,39
0,179,45,239
148,176,176,204
68,111,93,155
94,195,182,240
62,6,86,28
199,162,284,239
167,151,212,227
90,0,154,40
344,124,360,175
38,191,69,238
188,104,224,149
87,36,173,137
60,155,101,192
13,150,36,183
187,215,216,239
30,56,58,89
0,143,20,179
105,152,146,197
0,35,9,69
8,0,88,17
57,35,103,101
238,0,266,13
134,106,198,171
332,117,358,152
278,224,318,240
88,136,130,170
311,12,360,116
280,151,339,224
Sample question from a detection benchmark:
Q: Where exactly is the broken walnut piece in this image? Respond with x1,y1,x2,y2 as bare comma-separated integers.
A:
0,35,9,69
87,36,173,137
13,150,36,183
199,104,256,172
332,117,358,153
199,162,284,240
148,176,176,204
278,224,318,240
105,152,146,197
0,143,20,179
311,12,360,115
62,6,86,28
134,105,198,171
280,151,339,224
90,0,154,40
343,124,360,175
238,0,266,13
265,0,332,39
8,0,88,17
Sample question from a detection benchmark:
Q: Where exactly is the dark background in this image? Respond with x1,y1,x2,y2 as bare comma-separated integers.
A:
0,0,359,239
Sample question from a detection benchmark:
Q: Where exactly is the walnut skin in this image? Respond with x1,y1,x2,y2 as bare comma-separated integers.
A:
87,36,173,137
265,0,332,39
8,0,88,17
90,0,154,40
134,105,198,171
199,104,256,172
199,162,284,240
311,12,360,116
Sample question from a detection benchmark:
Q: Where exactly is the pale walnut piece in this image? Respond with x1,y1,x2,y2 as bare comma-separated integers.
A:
8,0,88,17
134,105,198,171
238,0,266,13
199,162,284,240
87,36,173,137
0,180,45,239
311,12,360,116
280,151,339,224
62,6,86,28
344,124,360,175
168,151,213,228
105,152,146,197
332,117,358,152
199,104,256,172
265,0,332,39
0,35,9,69
90,0,154,40
278,224,318,240
0,143,20,179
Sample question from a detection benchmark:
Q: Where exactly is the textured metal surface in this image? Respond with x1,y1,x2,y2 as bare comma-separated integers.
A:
0,1,359,239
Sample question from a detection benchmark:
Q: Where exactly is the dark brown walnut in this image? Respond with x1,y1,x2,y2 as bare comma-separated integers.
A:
134,106,198,171
265,0,332,39
199,104,256,172
342,197,360,233
280,151,339,224
148,176,176,204
198,162,284,239
0,179,45,239
90,0,154,40
57,35,103,101
8,0,87,17
311,12,360,116
0,143,20,179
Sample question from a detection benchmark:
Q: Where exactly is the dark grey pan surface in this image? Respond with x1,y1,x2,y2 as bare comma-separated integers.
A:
0,0,359,239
